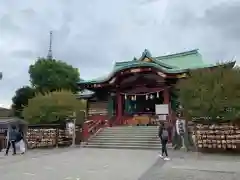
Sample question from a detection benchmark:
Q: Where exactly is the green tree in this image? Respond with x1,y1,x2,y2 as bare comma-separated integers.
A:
29,58,80,93
11,86,35,117
22,90,86,124
176,65,240,122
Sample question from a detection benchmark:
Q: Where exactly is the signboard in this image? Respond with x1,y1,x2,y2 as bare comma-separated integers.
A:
66,122,75,135
158,115,167,121
155,104,169,115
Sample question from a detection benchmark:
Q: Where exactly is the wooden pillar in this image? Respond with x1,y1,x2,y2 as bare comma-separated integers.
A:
82,122,89,142
163,87,172,142
163,87,170,118
116,91,123,124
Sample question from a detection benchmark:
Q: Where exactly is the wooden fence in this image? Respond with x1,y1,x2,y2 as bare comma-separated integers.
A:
0,123,83,150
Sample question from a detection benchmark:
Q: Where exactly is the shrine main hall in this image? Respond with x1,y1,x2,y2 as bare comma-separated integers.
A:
78,49,234,125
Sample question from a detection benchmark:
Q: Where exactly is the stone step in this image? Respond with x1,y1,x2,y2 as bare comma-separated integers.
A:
92,137,160,141
89,139,160,144
105,125,158,128
84,144,161,150
99,129,158,132
96,134,158,138
84,126,163,150
102,129,158,132
84,143,172,150
105,127,158,130
107,126,158,128
98,132,158,136
86,141,161,147
103,129,158,132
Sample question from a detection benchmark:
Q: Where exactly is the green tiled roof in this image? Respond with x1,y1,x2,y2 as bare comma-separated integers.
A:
79,49,217,84
155,49,208,69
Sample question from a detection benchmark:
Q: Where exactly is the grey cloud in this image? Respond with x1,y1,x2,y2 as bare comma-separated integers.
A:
202,1,240,40
0,14,21,35
1,0,240,107
10,50,35,59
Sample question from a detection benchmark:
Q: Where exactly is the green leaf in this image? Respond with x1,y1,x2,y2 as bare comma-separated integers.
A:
176,64,240,122
22,90,86,124
29,58,80,93
11,86,36,118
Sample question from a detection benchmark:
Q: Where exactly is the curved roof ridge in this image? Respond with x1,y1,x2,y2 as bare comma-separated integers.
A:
114,61,133,67
156,49,199,60
114,58,176,69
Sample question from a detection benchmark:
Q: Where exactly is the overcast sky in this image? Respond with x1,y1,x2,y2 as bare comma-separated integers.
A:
0,0,240,108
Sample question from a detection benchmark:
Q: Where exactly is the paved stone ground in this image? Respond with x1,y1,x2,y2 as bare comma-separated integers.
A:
0,147,73,165
140,151,240,180
0,148,240,180
0,148,159,180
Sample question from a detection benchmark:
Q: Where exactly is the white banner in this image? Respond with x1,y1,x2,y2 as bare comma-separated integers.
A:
155,104,169,115
66,122,75,135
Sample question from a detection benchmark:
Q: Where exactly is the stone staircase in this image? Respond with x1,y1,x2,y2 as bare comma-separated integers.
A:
83,126,162,150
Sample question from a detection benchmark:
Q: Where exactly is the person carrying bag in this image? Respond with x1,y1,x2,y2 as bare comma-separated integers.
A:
158,123,170,161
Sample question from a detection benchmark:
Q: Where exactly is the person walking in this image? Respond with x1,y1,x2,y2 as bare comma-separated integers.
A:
158,123,170,160
5,125,17,156
158,122,164,141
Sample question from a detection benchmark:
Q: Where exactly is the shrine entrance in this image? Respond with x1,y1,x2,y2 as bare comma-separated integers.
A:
123,91,164,115
113,69,171,125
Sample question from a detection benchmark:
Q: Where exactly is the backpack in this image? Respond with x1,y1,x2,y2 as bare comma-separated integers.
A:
161,129,169,140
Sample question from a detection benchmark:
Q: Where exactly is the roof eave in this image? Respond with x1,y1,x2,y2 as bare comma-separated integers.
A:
79,63,181,84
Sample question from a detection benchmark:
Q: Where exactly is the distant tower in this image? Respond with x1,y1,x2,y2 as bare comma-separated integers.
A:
47,31,53,60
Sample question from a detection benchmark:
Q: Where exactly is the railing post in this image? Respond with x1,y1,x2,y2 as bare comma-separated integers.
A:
82,122,89,142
